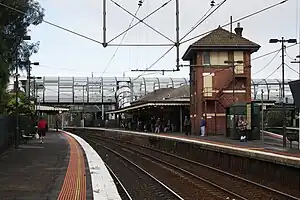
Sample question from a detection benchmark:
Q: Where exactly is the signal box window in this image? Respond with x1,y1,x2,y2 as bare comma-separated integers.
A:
203,52,210,65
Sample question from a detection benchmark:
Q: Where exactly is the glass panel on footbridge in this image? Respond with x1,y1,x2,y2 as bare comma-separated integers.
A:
59,77,73,103
102,77,117,103
43,77,59,103
88,77,103,103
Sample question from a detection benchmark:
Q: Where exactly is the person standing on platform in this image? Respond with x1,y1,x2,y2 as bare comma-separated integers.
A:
237,116,248,142
55,114,60,132
155,118,161,133
38,117,47,144
184,116,191,135
200,117,206,136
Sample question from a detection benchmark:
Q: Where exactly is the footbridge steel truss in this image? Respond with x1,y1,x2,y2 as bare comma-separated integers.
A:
25,76,295,106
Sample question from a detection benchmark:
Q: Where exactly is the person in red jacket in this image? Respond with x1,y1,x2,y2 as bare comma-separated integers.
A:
38,117,47,144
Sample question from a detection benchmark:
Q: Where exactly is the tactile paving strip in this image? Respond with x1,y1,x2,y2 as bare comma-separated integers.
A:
57,133,86,200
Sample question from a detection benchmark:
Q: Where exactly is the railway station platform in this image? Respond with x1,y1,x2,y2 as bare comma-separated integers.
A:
67,127,300,166
0,131,121,200
161,132,300,157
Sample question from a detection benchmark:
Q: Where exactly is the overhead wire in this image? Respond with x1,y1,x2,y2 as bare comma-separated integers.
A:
255,64,282,84
252,49,280,75
252,43,298,60
133,0,228,80
0,2,103,44
284,48,296,60
132,45,175,81
285,63,299,74
134,0,288,80
181,0,288,45
28,42,300,78
180,0,227,42
100,0,145,77
107,0,174,44
0,0,292,82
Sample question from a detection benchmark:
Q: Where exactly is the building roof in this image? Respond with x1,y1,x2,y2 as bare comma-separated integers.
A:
182,26,261,60
133,85,190,103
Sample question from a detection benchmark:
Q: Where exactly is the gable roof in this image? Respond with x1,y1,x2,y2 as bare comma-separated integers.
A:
182,26,261,60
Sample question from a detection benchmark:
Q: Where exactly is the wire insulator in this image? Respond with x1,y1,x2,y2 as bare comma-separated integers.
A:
138,0,143,7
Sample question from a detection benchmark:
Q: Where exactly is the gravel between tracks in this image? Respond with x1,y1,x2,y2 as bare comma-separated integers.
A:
121,140,295,200
88,141,180,200
95,138,240,200
97,136,298,200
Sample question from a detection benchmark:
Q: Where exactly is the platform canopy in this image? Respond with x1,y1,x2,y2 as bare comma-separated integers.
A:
36,105,69,112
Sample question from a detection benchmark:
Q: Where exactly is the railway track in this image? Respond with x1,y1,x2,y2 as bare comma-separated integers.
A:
104,163,133,200
87,135,246,200
87,139,184,200
88,134,300,200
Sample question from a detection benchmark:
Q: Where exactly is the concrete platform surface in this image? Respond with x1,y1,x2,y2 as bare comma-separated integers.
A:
0,132,69,200
164,132,300,157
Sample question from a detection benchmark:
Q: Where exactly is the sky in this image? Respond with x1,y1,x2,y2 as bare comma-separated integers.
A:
21,0,300,80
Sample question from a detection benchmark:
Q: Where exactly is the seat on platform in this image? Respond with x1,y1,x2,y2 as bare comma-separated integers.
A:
286,130,299,148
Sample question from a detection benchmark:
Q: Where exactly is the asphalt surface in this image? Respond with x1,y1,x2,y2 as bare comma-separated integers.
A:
0,132,69,200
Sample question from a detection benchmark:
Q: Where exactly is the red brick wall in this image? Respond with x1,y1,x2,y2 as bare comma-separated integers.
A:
190,51,252,135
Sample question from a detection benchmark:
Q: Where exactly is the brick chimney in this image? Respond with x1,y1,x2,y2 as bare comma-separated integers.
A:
234,22,243,36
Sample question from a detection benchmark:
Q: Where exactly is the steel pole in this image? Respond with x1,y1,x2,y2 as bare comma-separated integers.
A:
27,64,31,99
281,38,287,148
103,0,107,47
175,0,180,70
15,57,19,149
82,86,85,127
261,89,264,143
298,111,300,150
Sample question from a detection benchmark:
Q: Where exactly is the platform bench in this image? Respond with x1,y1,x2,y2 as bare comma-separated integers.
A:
20,130,35,144
286,130,299,148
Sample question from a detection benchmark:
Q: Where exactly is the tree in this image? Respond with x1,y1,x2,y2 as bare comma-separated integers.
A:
0,0,44,100
2,91,34,115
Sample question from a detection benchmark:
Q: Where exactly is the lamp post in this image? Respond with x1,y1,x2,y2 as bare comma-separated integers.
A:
35,83,44,117
15,35,31,149
269,37,297,148
261,89,264,143
31,76,43,114
19,60,39,98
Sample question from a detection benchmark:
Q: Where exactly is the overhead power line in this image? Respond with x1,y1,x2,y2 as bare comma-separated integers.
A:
36,42,299,76
181,0,288,44
252,50,280,75
100,0,145,77
256,64,282,84
134,0,289,78
180,0,228,42
0,2,103,44
252,43,298,60
0,0,290,80
285,63,299,74
133,0,228,76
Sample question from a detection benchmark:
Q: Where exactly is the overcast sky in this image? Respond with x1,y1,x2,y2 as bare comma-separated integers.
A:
25,0,300,80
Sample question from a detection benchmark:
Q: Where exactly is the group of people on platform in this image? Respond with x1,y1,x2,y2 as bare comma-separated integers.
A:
121,117,176,133
120,115,248,141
